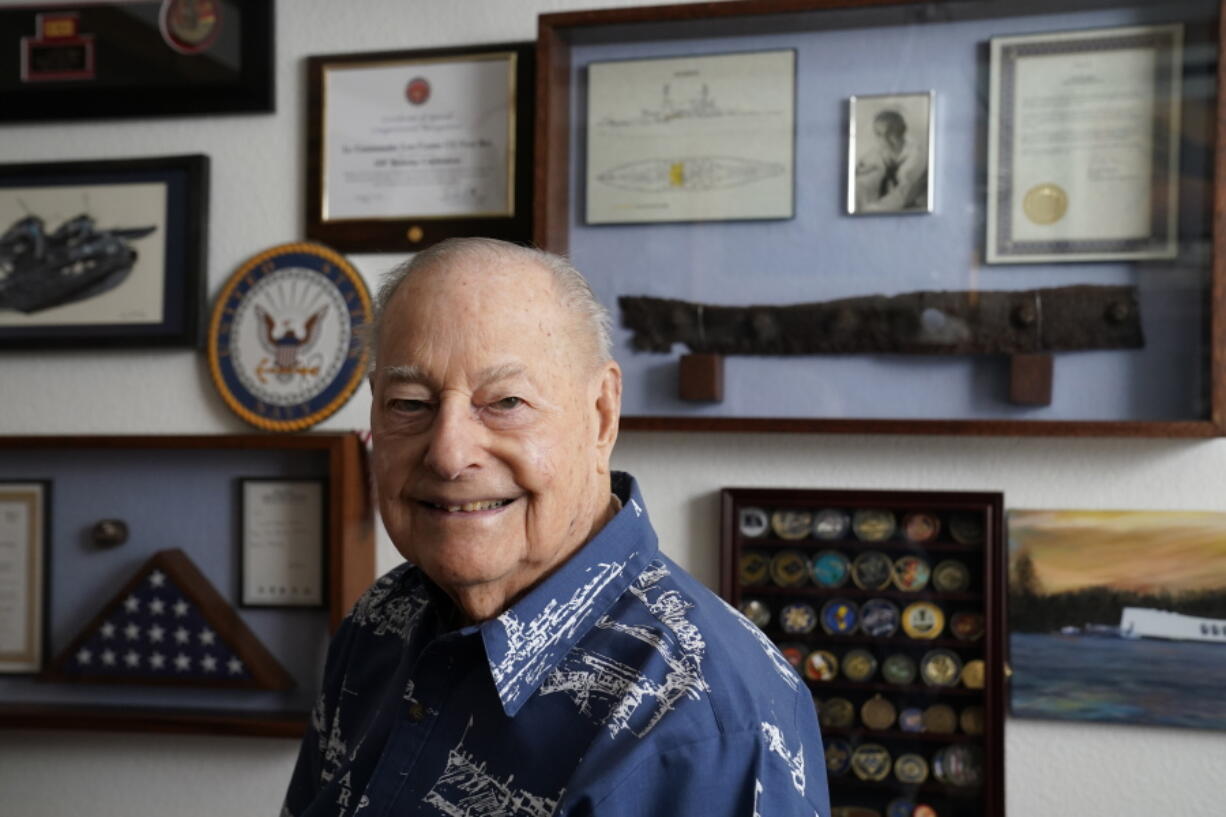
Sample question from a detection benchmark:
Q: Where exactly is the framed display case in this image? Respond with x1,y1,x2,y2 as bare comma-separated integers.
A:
720,488,1006,817
0,433,374,738
537,0,1226,436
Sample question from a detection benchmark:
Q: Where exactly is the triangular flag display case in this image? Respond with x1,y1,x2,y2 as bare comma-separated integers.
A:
44,549,294,690
0,434,374,738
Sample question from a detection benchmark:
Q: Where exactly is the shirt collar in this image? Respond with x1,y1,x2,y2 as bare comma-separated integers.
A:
480,471,657,717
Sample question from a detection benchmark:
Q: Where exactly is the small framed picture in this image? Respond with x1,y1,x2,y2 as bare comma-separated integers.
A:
0,480,49,674
847,91,935,215
239,479,326,608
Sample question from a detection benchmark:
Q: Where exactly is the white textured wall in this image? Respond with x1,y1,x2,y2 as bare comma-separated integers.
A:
1,1,1224,815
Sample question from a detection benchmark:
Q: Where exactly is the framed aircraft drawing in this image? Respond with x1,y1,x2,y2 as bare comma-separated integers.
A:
0,155,209,349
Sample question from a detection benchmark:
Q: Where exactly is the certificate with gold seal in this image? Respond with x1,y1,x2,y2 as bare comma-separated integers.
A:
987,24,1183,263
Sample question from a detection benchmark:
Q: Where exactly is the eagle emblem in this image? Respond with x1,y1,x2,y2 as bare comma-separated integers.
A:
255,305,326,382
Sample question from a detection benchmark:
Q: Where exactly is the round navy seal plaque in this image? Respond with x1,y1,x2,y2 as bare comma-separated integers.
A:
207,242,372,432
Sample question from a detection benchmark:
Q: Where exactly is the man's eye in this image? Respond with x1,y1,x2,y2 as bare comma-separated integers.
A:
491,396,523,410
389,398,429,413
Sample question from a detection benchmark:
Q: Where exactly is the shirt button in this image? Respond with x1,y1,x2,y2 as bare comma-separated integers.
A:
407,702,427,722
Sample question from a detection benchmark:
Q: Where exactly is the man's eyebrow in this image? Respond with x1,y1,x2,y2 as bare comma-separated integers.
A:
380,364,431,386
378,363,528,388
477,363,527,384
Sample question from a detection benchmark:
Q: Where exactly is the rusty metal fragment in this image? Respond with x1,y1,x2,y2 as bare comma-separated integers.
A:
618,285,1142,356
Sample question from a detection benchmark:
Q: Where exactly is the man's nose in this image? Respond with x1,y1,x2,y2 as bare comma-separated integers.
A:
422,394,483,480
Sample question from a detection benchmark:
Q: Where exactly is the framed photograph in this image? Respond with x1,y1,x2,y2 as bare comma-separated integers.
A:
0,481,49,674
239,479,326,608
987,24,1183,263
585,49,796,224
0,154,208,349
306,42,534,252
0,2,273,123
847,91,934,215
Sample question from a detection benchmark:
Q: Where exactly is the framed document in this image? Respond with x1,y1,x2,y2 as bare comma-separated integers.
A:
585,49,796,224
240,479,325,608
0,2,273,123
987,24,1183,263
848,91,935,215
306,42,534,252
0,481,48,674
0,154,209,349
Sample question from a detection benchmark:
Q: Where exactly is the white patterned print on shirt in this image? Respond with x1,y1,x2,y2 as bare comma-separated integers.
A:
348,572,431,642
491,560,627,703
760,721,806,795
540,560,710,738
423,719,564,817
721,598,801,691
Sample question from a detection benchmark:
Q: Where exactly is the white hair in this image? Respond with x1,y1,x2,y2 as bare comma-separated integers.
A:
368,237,613,371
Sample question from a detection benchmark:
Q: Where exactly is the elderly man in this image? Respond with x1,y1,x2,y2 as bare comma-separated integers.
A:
282,237,829,817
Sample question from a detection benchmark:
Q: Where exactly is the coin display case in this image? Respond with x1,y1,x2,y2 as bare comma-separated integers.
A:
720,488,1006,817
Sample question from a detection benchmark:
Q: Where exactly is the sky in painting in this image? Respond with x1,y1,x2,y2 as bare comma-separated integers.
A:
1007,510,1226,596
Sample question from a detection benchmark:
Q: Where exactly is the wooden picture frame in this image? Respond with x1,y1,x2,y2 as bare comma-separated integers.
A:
0,154,209,349
720,487,1006,817
536,0,1226,437
0,481,50,675
0,2,273,123
306,42,535,252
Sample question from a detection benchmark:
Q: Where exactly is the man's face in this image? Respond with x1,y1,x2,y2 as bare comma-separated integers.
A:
369,255,620,616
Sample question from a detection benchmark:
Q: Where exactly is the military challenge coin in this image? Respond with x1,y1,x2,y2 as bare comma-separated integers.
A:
804,649,839,681
932,559,971,592
881,653,917,685
770,550,810,587
738,507,770,538
860,694,896,730
851,743,892,782
818,696,856,729
948,513,985,545
897,706,924,732
921,703,957,734
852,551,893,590
812,508,851,540
901,601,945,639
208,242,372,432
780,602,818,635
739,550,770,586
920,649,963,687
860,598,900,637
950,611,985,641
960,705,985,736
737,599,771,629
885,798,916,817
960,658,986,689
841,648,878,682
893,753,930,784
901,511,940,543
811,550,851,588
892,555,931,592
771,509,814,540
825,738,852,776
820,598,859,635
852,509,896,542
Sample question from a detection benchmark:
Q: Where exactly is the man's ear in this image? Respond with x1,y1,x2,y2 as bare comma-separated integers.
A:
593,361,622,473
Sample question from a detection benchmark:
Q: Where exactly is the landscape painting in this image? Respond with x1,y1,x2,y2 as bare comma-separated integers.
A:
1008,509,1226,730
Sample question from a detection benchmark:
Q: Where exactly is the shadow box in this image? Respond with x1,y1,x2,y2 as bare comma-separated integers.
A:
0,433,374,738
720,488,1006,817
537,0,1226,436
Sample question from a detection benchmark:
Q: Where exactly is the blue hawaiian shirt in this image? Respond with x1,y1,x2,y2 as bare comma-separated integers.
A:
282,473,829,817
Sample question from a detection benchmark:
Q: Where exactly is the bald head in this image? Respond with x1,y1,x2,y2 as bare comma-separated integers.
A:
370,238,613,373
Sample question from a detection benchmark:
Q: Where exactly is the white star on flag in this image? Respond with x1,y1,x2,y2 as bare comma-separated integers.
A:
174,627,190,644
101,649,116,666
149,570,166,587
174,653,191,671
100,622,115,639
148,597,165,615
148,624,165,643
124,623,141,641
123,595,140,613
227,657,244,675
76,648,92,665
124,650,140,668
201,655,217,672
199,628,216,646
173,599,189,617
149,652,166,669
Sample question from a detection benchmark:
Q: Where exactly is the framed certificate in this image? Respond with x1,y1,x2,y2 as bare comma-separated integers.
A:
239,479,325,608
586,49,795,224
987,24,1183,263
0,481,49,674
306,42,535,252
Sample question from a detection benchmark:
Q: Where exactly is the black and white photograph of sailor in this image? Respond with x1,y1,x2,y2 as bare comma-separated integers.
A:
847,91,934,215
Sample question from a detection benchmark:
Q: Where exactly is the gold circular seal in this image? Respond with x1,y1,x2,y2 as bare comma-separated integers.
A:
961,658,986,689
861,694,897,730
1023,183,1069,225
922,703,957,734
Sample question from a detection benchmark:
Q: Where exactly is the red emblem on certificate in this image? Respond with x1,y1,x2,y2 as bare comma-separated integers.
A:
160,0,222,55
405,76,431,105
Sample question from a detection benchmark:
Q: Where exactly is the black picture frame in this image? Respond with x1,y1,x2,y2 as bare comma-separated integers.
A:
237,477,328,610
0,1,274,123
305,41,535,252
0,154,209,349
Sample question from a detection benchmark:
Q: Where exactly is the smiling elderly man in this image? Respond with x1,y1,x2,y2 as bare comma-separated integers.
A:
282,237,829,817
